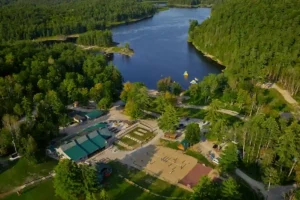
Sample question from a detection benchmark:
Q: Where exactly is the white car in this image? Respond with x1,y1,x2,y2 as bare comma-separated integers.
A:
9,153,21,161
212,158,219,165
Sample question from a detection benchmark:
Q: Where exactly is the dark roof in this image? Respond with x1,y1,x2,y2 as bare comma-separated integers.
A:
180,139,190,150
61,141,88,161
98,128,113,139
88,131,107,148
179,163,213,187
85,110,103,119
76,135,99,154
280,112,293,120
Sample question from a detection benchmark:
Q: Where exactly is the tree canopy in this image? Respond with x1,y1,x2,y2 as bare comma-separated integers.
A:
158,105,179,133
0,0,156,42
185,123,200,145
189,0,300,95
0,42,122,160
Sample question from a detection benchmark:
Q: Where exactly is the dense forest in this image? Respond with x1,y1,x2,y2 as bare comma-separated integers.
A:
77,30,113,47
0,42,122,160
185,0,300,191
189,0,300,95
0,0,156,42
168,0,222,6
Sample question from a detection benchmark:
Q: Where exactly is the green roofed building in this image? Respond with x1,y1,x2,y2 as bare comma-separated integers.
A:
60,141,88,161
98,128,113,139
88,131,107,149
76,135,99,154
85,110,103,120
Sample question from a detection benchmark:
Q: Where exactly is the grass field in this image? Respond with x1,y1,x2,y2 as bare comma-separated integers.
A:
0,158,57,193
3,179,61,200
3,161,190,200
127,128,154,141
120,137,139,147
105,161,191,199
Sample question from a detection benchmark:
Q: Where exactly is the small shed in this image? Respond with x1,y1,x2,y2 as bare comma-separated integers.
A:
73,101,79,107
177,139,190,151
164,132,177,139
85,110,103,120
73,114,86,123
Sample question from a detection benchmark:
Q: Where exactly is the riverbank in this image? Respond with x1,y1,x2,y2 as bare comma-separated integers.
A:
34,15,154,42
190,42,224,66
77,44,134,57
168,4,213,8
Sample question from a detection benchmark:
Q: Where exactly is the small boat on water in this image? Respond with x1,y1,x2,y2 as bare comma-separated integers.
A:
190,80,197,84
195,78,199,81
183,71,188,76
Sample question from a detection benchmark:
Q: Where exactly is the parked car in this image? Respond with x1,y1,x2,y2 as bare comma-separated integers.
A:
9,153,21,161
212,158,219,165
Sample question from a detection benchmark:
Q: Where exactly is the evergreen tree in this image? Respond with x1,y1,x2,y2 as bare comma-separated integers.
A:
158,105,179,133
219,143,238,173
221,178,240,200
185,123,200,145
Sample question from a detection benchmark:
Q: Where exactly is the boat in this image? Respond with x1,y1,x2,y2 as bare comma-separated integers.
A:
183,71,188,76
194,78,198,81
190,80,197,84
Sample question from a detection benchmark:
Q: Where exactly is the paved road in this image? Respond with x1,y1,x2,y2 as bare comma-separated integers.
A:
235,168,267,198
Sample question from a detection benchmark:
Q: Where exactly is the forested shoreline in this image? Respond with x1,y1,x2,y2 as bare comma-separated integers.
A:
168,0,221,7
0,0,156,42
189,0,300,96
185,0,300,197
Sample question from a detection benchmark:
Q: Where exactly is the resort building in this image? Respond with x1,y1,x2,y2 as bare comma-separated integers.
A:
56,129,109,162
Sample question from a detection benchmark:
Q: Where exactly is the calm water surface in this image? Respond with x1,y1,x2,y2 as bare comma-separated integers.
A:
111,8,222,89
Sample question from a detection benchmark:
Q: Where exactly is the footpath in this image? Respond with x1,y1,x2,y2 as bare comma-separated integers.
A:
0,173,55,199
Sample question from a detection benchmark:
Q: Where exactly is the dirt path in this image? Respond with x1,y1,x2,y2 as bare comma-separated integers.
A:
261,83,298,105
0,173,54,199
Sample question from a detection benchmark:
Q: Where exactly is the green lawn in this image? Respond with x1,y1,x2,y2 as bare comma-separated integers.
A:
3,179,61,200
127,128,155,141
105,161,191,199
0,158,58,193
120,137,139,147
159,139,179,150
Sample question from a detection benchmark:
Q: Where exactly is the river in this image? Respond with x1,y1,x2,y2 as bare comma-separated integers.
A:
111,8,222,89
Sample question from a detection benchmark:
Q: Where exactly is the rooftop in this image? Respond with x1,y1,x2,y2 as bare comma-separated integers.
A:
85,110,103,119
61,141,88,161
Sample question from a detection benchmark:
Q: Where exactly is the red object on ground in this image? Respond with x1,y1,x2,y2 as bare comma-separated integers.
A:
179,163,213,187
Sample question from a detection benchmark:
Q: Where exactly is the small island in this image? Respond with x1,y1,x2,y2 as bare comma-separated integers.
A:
76,30,134,56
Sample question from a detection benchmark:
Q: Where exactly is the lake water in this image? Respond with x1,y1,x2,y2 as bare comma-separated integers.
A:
111,8,222,89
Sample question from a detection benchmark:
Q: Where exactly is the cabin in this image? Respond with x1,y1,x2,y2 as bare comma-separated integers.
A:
177,139,190,151
164,132,177,139
73,101,79,108
73,114,86,123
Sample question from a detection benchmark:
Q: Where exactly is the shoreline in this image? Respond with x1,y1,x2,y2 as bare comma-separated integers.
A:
168,4,213,8
34,15,154,42
76,44,134,57
189,41,224,66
